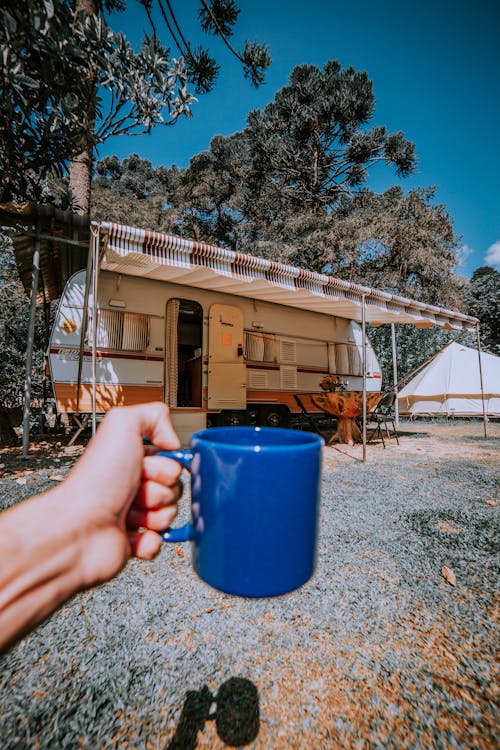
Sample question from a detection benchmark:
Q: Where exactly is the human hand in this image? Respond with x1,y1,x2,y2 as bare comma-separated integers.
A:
64,402,183,588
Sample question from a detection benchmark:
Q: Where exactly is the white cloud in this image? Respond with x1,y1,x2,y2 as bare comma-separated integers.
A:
485,240,500,269
456,244,473,267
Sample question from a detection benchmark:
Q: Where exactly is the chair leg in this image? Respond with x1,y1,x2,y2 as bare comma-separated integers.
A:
392,420,399,444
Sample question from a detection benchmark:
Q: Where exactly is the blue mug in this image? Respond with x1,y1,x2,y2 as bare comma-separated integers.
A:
158,426,323,597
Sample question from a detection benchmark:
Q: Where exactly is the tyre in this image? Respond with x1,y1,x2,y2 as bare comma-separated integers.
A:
257,405,290,428
218,410,249,427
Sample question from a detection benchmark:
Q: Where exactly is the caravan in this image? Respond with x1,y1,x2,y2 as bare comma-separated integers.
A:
47,224,383,442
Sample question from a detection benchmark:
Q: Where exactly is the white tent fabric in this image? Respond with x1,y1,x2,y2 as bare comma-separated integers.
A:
398,342,500,417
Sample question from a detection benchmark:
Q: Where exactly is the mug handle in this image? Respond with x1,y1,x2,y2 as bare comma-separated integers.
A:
156,450,195,543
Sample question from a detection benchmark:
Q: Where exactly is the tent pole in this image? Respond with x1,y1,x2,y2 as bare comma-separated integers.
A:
91,225,99,436
475,323,488,438
362,295,367,462
22,221,41,458
391,323,399,428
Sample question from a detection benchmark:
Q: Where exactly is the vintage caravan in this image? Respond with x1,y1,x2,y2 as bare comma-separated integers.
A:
48,223,390,442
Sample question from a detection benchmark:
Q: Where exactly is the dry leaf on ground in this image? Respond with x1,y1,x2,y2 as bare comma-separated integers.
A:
436,521,464,534
484,498,498,506
49,474,65,482
441,566,457,586
174,546,185,559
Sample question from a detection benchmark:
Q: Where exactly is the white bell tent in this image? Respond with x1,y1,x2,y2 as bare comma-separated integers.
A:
398,342,500,417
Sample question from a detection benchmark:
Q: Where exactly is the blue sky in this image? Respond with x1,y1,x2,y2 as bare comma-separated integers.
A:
99,0,500,278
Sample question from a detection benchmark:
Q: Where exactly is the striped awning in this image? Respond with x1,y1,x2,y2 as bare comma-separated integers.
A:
97,221,477,332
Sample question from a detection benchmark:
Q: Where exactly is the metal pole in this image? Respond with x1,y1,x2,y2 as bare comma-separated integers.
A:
391,323,399,428
76,242,93,412
22,223,41,458
91,226,99,435
362,295,367,462
475,323,488,438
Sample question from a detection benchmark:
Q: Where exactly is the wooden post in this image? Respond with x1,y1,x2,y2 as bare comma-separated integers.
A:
22,223,41,458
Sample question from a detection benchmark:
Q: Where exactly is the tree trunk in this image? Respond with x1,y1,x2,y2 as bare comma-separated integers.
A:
0,405,20,446
69,145,93,215
68,0,98,215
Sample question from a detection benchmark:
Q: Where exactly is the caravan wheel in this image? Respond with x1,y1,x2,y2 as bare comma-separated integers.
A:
258,405,290,428
219,410,249,427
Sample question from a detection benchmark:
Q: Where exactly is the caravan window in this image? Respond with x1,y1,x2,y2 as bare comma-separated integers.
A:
165,298,203,408
86,309,150,352
327,342,368,377
244,331,279,363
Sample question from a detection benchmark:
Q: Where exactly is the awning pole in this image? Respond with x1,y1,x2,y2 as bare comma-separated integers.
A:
22,221,41,458
391,323,399,428
362,295,367,462
475,323,488,438
76,241,93,413
91,225,99,435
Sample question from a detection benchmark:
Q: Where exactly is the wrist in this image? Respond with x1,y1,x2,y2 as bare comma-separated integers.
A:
0,484,88,651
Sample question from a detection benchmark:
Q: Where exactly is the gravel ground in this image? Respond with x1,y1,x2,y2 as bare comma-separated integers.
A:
0,421,498,749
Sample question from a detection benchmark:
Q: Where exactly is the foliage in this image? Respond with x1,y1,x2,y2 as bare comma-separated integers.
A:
91,183,166,228
319,187,466,308
94,153,178,199
0,0,193,204
465,266,500,355
142,0,271,94
0,236,46,411
166,61,418,255
168,133,246,245
162,61,465,310
241,62,416,218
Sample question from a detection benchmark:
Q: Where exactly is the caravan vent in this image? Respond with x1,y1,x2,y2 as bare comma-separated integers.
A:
279,338,297,364
248,371,269,389
280,366,297,390
87,309,150,352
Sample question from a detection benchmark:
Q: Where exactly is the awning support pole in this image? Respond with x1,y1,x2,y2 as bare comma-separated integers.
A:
22,221,41,458
76,242,93,413
476,323,488,438
362,295,367,463
91,225,99,436
391,323,399,428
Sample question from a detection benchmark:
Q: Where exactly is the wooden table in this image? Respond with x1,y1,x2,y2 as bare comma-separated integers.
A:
310,391,381,445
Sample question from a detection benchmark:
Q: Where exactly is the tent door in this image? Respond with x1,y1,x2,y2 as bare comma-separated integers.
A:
208,303,246,409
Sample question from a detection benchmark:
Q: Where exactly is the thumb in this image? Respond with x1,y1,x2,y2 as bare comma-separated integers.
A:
126,402,181,451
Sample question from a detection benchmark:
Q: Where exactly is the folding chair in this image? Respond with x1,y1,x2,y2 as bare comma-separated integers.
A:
293,395,337,442
366,391,399,448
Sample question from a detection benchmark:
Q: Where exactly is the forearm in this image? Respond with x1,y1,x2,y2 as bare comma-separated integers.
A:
0,487,85,652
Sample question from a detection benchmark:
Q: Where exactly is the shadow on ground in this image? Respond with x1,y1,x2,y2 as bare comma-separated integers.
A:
167,677,260,749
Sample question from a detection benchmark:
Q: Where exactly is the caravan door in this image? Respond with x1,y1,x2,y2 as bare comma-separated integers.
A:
208,304,246,409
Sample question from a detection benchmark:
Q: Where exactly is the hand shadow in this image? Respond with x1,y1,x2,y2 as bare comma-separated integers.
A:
167,677,259,749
